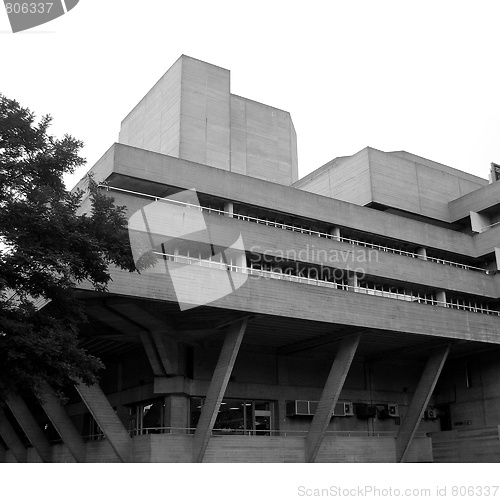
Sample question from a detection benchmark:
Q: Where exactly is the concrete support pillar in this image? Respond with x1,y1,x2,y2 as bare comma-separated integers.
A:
416,247,427,260
494,247,500,271
165,394,188,434
347,272,358,290
75,382,132,463
329,227,341,241
396,344,450,462
0,409,27,463
0,442,5,463
224,201,234,218
193,318,248,462
436,290,447,307
305,333,361,462
470,211,491,233
5,394,52,462
39,383,86,463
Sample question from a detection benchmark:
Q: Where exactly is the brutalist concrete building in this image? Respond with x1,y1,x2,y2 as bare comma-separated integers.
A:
2,55,500,463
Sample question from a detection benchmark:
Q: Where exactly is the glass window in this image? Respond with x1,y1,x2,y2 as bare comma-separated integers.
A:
190,397,275,436
129,399,164,435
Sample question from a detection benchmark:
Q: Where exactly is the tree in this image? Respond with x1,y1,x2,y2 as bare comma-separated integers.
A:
0,94,137,400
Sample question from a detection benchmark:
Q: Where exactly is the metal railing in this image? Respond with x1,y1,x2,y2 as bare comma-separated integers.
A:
98,184,489,274
124,426,428,439
129,427,194,437
82,433,106,442
156,252,500,316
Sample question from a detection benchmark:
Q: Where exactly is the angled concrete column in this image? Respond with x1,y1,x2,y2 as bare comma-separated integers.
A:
108,302,179,376
75,382,132,463
150,329,179,375
305,333,361,462
5,394,52,462
396,344,450,463
139,330,168,377
193,318,248,462
0,409,27,463
39,384,86,463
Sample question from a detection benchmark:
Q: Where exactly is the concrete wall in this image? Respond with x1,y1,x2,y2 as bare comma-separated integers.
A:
431,350,500,462
294,149,372,205
449,179,500,222
119,56,182,158
230,95,298,184
296,147,486,223
118,56,297,185
432,427,500,462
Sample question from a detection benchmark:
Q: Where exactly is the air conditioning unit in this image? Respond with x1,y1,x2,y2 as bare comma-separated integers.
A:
378,403,399,419
388,403,399,417
286,400,354,417
356,405,377,419
286,400,312,416
333,401,354,417
424,409,437,420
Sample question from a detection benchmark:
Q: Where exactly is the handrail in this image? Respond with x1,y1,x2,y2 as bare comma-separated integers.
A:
155,252,500,316
122,426,428,438
99,184,488,273
129,426,197,436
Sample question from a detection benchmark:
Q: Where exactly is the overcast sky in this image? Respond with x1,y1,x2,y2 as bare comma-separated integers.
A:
1,1,499,189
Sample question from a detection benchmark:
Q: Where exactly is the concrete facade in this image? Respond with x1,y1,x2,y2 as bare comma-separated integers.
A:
119,55,298,185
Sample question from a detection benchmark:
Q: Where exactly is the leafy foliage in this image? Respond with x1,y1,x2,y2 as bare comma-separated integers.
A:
0,94,136,400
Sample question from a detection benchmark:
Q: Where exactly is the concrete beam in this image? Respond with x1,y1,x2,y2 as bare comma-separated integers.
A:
75,382,132,462
39,384,86,463
279,329,365,355
0,408,27,463
193,318,248,462
396,344,450,462
305,333,361,462
5,394,52,462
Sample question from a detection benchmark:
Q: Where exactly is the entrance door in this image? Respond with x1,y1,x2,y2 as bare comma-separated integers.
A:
249,401,273,435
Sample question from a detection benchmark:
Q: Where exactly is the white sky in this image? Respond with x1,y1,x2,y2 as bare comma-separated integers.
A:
1,0,499,190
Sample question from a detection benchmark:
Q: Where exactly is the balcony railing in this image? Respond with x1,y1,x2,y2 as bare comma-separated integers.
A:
99,185,489,274
125,427,428,438
155,252,500,316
